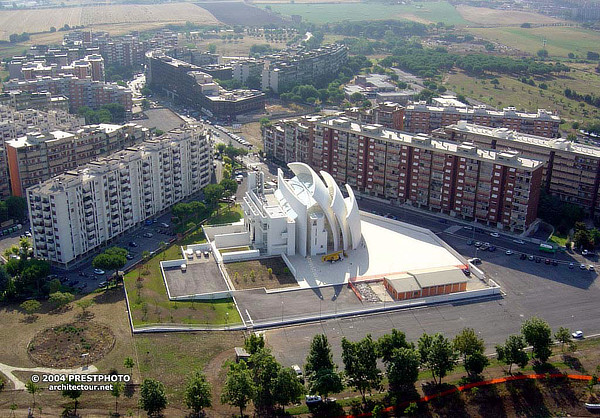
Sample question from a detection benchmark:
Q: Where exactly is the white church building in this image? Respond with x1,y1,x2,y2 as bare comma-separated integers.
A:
242,163,362,257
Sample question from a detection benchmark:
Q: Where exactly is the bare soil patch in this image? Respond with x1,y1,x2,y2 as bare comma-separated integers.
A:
226,257,298,290
198,2,286,26
456,5,564,26
28,321,115,368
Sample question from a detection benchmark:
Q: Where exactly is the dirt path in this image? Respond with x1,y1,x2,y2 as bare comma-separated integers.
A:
0,361,98,390
204,347,238,416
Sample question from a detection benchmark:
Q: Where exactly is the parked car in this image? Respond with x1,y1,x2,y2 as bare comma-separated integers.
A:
474,241,482,247
469,258,482,265
129,241,138,247
25,231,32,237
143,232,153,238
535,257,541,263
580,263,587,270
572,330,584,339
94,268,105,275
463,226,473,230
467,240,474,246
488,246,496,252
513,239,525,244
528,255,535,261
505,250,513,255
545,258,551,264
126,254,134,260
305,395,322,405
98,281,108,288
160,222,169,228
569,262,575,269
552,260,558,266
490,232,500,238
520,253,527,260
589,265,595,271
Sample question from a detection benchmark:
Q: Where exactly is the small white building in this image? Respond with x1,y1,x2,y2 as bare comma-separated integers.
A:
242,163,361,257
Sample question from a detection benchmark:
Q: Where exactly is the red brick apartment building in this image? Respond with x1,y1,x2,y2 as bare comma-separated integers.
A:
264,117,544,232
404,102,560,138
440,122,600,220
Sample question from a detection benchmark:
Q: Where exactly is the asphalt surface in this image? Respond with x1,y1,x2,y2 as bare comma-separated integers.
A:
264,197,600,368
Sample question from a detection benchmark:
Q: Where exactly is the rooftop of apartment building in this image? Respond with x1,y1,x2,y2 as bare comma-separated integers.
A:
407,100,560,121
320,117,544,170
447,121,600,158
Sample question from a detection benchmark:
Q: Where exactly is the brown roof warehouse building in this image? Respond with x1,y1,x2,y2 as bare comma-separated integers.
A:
383,266,468,301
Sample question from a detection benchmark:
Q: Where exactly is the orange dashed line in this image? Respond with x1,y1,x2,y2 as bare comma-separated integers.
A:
338,373,593,418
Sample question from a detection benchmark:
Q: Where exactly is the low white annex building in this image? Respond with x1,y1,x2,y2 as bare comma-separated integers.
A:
242,163,361,257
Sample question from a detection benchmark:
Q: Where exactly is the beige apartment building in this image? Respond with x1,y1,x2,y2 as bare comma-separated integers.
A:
6,123,148,196
27,126,212,267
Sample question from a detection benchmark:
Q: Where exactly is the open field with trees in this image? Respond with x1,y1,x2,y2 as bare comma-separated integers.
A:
445,66,600,126
0,3,218,41
261,1,468,25
468,26,600,58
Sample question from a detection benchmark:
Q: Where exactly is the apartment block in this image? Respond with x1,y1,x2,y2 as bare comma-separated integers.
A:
0,91,69,112
344,102,405,130
6,123,148,197
27,126,212,268
263,115,321,163
404,101,560,138
3,75,132,113
261,44,348,93
147,51,265,119
265,117,543,232
17,54,105,82
441,121,600,219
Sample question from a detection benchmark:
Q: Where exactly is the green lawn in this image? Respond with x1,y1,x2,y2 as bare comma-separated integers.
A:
123,205,244,328
260,1,468,25
468,26,600,58
549,234,568,247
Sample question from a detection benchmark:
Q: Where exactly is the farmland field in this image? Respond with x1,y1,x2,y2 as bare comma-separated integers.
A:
456,5,564,26
259,1,468,25
0,3,219,41
199,2,286,26
468,26,600,57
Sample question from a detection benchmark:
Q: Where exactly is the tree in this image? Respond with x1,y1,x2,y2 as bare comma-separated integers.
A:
386,347,420,393
574,228,593,250
273,367,305,412
490,78,500,89
537,49,549,59
76,299,94,315
203,184,224,208
305,334,343,399
464,352,489,377
259,117,272,129
62,380,82,414
377,329,413,364
25,380,40,409
244,333,265,354
5,196,26,220
220,178,238,198
453,328,487,377
49,291,74,309
555,327,572,352
20,299,41,317
341,335,382,405
521,316,553,363
496,335,528,374
139,378,168,416
124,356,135,372
208,43,217,53
111,381,123,415
93,247,127,281
418,333,458,385
221,361,255,417
248,348,280,412
184,371,212,415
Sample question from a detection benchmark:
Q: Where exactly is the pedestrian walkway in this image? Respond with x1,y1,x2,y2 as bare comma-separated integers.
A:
0,361,98,390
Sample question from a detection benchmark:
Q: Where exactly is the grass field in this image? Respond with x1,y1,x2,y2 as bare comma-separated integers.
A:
260,1,468,25
123,206,243,328
456,5,563,26
445,67,600,124
468,26,600,58
0,3,218,41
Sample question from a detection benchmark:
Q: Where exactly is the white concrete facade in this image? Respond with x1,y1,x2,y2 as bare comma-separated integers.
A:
242,163,361,257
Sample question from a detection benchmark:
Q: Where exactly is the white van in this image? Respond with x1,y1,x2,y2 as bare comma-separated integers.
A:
195,250,202,258
180,264,187,272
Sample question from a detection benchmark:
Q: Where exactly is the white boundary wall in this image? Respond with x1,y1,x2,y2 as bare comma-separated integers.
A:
214,231,250,248
222,249,260,262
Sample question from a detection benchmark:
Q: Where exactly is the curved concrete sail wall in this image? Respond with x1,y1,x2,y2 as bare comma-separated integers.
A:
278,168,309,256
344,184,362,249
288,162,340,251
320,170,350,251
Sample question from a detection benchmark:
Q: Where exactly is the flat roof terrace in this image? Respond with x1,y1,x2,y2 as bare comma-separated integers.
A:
286,212,466,288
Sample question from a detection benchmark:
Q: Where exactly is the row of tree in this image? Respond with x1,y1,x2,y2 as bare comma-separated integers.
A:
77,104,126,124
564,87,600,109
219,316,577,416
